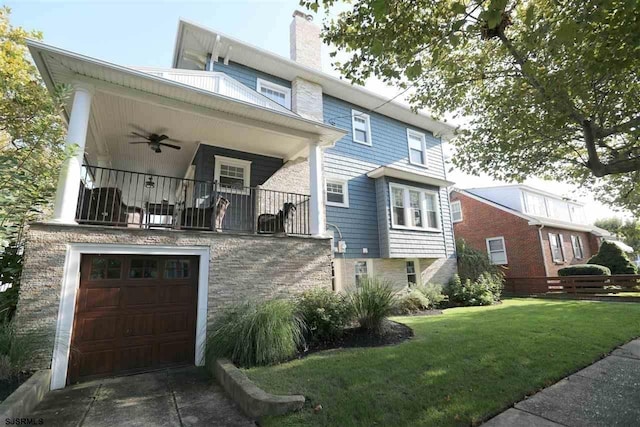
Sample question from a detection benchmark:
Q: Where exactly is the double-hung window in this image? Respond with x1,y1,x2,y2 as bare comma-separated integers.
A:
214,155,251,195
549,233,565,262
571,235,584,259
406,260,419,286
451,200,462,223
354,260,371,287
407,129,428,167
325,178,349,207
390,183,440,231
256,78,291,109
352,110,372,145
486,237,508,265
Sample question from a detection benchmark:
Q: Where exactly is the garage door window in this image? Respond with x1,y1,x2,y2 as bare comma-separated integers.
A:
89,258,122,280
129,259,159,279
165,259,191,279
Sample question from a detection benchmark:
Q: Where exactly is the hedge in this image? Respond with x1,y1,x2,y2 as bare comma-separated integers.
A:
558,264,611,276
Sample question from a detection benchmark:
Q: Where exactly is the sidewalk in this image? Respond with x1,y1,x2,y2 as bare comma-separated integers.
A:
484,339,640,426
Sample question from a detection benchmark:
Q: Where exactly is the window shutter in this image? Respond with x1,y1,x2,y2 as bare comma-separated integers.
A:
559,234,565,261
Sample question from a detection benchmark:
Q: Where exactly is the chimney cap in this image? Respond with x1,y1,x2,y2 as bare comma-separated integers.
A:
292,10,313,22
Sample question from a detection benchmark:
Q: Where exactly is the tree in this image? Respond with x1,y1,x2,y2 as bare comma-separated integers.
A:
594,217,640,258
588,241,637,274
0,6,69,244
302,0,640,214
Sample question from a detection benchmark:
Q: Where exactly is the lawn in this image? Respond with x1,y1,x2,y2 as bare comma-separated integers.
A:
244,299,640,426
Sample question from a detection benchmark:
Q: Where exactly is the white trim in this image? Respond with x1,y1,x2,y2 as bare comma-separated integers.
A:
256,78,291,109
51,244,210,391
367,166,454,187
405,258,420,286
351,110,372,146
450,200,463,223
406,129,428,167
389,182,441,232
214,155,252,195
486,236,508,265
325,177,349,208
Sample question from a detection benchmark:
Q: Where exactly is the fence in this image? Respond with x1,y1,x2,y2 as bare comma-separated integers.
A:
504,275,640,296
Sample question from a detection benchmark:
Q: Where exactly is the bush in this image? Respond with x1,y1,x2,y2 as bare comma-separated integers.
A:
558,264,611,276
447,273,503,306
588,241,638,274
456,239,502,282
297,288,352,343
0,323,33,380
396,289,431,314
414,282,446,308
349,276,397,333
0,244,23,322
206,298,305,367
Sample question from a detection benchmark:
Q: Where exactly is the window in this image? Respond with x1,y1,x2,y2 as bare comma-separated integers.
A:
486,237,508,265
165,259,190,279
390,183,440,231
451,200,462,223
89,257,121,280
214,155,251,194
407,129,428,167
325,178,349,207
406,260,419,286
571,235,584,259
549,233,565,263
523,191,548,217
351,110,372,145
129,259,159,279
354,260,371,287
256,78,291,109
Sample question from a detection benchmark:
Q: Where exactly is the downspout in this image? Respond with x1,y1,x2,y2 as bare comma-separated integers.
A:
537,224,550,276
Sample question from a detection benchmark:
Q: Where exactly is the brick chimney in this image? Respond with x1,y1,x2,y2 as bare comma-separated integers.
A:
290,10,322,70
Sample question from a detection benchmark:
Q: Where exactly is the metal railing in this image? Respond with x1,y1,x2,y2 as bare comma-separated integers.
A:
77,165,310,235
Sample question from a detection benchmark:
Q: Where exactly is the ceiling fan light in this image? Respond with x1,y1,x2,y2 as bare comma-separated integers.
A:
144,177,155,188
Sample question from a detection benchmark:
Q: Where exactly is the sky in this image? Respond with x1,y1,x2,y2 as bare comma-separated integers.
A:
5,0,630,223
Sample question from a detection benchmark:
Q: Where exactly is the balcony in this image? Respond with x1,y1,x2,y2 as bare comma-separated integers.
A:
77,166,310,235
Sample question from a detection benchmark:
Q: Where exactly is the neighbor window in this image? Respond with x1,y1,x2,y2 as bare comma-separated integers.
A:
549,233,565,262
451,200,462,223
354,260,370,287
256,78,291,109
214,155,251,194
390,183,440,231
571,235,584,259
486,237,508,265
407,129,428,166
352,110,372,145
406,260,418,286
325,178,349,207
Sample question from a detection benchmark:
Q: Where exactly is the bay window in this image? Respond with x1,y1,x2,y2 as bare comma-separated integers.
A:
390,183,440,231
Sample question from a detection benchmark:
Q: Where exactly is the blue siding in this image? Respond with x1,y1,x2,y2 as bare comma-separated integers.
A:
323,94,453,259
212,59,291,91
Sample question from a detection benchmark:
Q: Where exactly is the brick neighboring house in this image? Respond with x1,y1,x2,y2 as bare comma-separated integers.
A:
450,185,622,278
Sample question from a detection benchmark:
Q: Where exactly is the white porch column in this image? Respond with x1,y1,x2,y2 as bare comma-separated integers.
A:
51,83,94,223
308,141,325,237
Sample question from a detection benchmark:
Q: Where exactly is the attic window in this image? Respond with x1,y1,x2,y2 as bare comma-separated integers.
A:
256,78,291,109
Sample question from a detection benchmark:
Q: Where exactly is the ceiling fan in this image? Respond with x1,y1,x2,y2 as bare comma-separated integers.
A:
127,128,183,153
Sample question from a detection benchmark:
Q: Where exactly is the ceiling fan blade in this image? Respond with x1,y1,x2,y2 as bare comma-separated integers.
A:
156,134,170,142
159,142,181,150
129,141,150,144
129,131,149,139
129,123,152,135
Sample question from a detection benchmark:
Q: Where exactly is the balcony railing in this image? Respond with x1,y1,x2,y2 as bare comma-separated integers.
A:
77,166,310,235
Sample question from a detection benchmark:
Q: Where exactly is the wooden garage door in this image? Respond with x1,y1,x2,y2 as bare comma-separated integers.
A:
67,255,198,384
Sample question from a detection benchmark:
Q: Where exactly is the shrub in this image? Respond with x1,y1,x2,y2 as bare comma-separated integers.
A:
414,282,446,308
396,289,431,314
456,239,502,282
297,288,352,343
0,323,33,380
206,298,305,367
447,273,503,306
349,276,397,333
0,244,23,322
558,264,611,276
588,241,638,274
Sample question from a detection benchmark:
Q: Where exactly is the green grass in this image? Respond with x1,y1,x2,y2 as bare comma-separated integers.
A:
244,299,640,426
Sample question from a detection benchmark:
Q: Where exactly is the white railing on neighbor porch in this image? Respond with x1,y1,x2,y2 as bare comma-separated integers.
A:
134,67,292,114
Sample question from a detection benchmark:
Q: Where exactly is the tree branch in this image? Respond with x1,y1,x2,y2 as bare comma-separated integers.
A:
595,115,640,138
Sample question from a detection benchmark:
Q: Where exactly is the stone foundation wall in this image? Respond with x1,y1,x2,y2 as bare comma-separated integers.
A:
14,223,332,369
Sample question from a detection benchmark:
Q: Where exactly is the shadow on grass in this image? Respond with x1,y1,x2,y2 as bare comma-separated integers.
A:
245,299,640,427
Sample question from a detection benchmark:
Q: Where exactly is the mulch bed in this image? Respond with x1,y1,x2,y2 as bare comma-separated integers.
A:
396,309,444,317
0,371,33,402
297,319,414,358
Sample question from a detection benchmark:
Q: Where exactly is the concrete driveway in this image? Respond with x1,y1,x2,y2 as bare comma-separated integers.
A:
30,367,254,426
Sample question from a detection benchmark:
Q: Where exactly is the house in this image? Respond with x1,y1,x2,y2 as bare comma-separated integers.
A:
450,185,620,277
15,11,457,389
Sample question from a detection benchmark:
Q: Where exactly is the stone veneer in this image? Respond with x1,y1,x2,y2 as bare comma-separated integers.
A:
14,223,332,369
